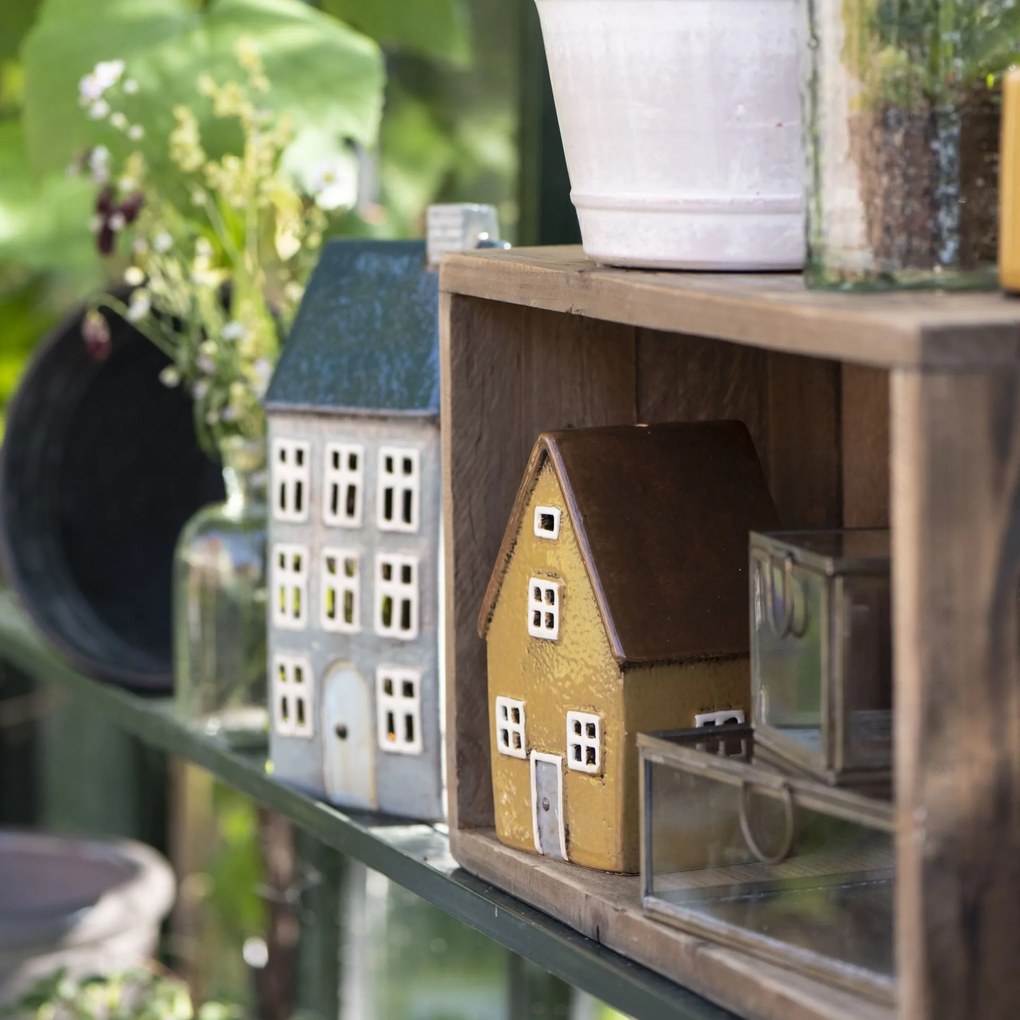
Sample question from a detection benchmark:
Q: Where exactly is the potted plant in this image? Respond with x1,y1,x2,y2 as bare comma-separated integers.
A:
57,23,383,742
533,0,805,270
805,0,1018,288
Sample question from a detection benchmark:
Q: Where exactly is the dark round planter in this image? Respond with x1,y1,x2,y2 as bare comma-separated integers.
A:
0,303,224,692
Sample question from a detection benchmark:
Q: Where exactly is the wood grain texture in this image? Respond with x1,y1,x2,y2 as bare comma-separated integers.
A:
842,366,890,528
766,353,842,529
441,294,637,831
891,368,1020,1020
440,247,1020,369
636,329,769,465
450,828,895,1020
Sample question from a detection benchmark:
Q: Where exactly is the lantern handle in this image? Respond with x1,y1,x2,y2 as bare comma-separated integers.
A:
763,552,798,638
739,779,795,865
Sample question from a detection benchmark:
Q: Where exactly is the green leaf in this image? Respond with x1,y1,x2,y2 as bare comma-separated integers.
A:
321,0,470,65
0,118,99,281
22,0,384,181
0,0,42,62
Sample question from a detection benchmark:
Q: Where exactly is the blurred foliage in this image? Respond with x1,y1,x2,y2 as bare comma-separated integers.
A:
1,967,242,1020
0,0,516,436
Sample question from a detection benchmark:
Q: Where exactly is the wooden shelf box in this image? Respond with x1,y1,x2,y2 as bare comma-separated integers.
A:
439,246,1020,1020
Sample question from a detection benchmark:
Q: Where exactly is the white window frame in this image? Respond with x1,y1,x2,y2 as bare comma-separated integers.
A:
323,442,363,528
527,577,560,641
375,666,423,755
273,653,314,738
273,543,308,630
377,446,421,533
694,708,746,728
272,438,310,522
566,711,601,774
374,553,419,640
533,505,561,540
321,548,360,633
495,696,527,759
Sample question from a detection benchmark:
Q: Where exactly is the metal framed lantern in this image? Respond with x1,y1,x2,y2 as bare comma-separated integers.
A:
749,530,892,786
639,726,894,1004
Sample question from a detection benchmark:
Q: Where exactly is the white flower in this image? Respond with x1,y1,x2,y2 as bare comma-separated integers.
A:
195,237,213,258
110,112,128,131
123,79,139,95
108,211,126,232
87,146,110,183
125,291,151,322
197,354,216,374
220,406,238,422
93,60,125,90
124,266,145,286
252,358,273,395
89,99,110,120
221,320,247,342
159,366,180,387
132,237,149,254
78,60,124,107
127,124,144,141
193,380,209,400
153,232,173,253
308,157,356,212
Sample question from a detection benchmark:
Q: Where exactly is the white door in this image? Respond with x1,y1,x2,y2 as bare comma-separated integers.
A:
530,751,566,860
322,662,376,810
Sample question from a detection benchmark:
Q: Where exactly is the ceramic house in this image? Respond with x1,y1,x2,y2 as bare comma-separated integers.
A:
477,421,781,872
265,238,448,819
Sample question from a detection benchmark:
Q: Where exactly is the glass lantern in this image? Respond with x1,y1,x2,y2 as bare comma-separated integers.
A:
750,530,892,786
640,727,894,1003
803,0,1011,289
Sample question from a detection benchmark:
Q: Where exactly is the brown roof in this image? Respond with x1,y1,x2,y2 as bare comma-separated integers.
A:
478,421,780,666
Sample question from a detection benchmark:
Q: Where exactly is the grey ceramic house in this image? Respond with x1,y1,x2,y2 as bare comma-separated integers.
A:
265,237,451,819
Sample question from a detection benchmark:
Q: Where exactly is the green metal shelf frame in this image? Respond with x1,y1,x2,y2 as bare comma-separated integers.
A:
0,591,733,1020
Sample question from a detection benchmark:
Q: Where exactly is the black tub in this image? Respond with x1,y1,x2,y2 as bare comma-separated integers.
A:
0,304,224,692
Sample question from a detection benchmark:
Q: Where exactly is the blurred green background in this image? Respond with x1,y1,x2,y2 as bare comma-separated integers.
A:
0,0,615,1017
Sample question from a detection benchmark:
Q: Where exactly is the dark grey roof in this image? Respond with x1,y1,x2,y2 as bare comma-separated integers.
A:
266,239,439,415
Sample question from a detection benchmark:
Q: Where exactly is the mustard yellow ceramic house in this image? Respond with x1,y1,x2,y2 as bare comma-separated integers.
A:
477,421,780,873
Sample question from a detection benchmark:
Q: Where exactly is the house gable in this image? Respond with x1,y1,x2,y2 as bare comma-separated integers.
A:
479,421,780,666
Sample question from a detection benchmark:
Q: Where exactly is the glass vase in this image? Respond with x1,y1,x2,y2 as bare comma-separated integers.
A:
804,0,1009,290
174,436,268,747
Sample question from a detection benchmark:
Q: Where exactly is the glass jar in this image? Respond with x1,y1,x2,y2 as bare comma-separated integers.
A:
174,436,268,747
804,0,1009,289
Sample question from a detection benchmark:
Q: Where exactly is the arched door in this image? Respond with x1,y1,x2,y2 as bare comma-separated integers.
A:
322,662,376,810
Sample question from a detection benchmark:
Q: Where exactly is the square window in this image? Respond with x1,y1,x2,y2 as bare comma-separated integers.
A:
272,439,311,523
321,548,359,633
495,696,527,759
273,654,314,739
566,711,601,775
272,543,308,630
375,554,419,641
378,446,421,533
376,667,422,755
533,505,561,540
323,442,364,528
527,578,560,640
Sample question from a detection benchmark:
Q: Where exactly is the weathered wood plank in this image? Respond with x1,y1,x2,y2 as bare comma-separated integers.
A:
891,368,1020,1020
451,828,895,1020
766,353,842,529
441,247,1020,369
842,365,891,528
441,294,637,831
636,329,769,468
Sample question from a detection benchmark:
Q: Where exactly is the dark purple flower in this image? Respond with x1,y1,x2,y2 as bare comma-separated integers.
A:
92,187,144,256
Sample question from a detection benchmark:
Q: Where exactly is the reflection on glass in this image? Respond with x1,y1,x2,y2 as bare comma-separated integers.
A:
641,729,894,1003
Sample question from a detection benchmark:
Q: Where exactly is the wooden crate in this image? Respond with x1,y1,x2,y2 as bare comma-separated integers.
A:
439,247,1020,1020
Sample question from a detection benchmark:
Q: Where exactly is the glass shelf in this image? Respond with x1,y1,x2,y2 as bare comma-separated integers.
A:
0,590,732,1020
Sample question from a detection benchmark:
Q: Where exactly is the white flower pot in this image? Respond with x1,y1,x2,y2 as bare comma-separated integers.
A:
0,831,175,1004
535,0,805,270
